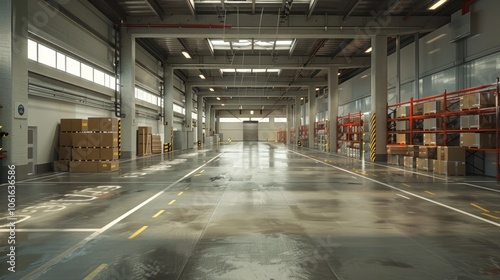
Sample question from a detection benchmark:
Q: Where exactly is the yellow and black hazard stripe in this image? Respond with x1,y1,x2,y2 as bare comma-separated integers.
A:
369,113,376,162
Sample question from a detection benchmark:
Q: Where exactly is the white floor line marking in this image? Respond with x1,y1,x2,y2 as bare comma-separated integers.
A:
396,194,411,200
0,229,99,233
457,183,500,194
21,153,223,280
16,182,177,185
290,150,500,228
0,173,65,187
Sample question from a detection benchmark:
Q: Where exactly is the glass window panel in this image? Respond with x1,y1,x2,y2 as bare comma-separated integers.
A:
81,64,93,81
274,117,287,122
28,39,37,61
259,118,269,122
93,69,105,85
66,56,80,76
56,52,65,71
38,44,56,68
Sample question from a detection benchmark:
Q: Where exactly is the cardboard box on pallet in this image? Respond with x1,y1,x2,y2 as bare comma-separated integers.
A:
387,154,404,166
58,147,72,160
99,161,119,172
413,103,424,116
416,158,434,171
438,161,466,176
396,133,406,145
86,148,100,161
72,148,89,161
72,119,88,132
69,161,99,173
423,101,443,114
468,91,496,109
433,159,441,173
437,146,466,161
396,106,410,118
387,145,409,155
469,114,496,129
54,160,69,172
423,118,442,130
100,133,118,147
419,146,437,159
59,132,72,146
460,133,495,148
407,145,420,157
87,133,101,147
396,121,409,131
404,156,416,168
423,133,436,146
60,119,73,132
100,148,119,160
89,117,119,132
71,133,88,147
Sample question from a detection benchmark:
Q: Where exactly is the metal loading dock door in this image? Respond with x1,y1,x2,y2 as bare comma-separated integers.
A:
243,121,258,141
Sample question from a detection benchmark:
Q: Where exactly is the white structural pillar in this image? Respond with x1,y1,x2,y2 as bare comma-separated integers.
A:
164,66,174,148
205,102,211,137
197,95,203,143
328,67,339,153
370,36,388,162
308,86,316,148
120,30,136,159
210,107,216,134
185,84,193,131
0,0,29,181
287,103,293,145
295,97,301,145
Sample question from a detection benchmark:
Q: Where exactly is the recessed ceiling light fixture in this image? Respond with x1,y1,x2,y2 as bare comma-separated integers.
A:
428,0,448,10
199,74,206,79
210,88,215,92
181,50,191,59
365,47,372,53
250,110,254,115
216,97,221,100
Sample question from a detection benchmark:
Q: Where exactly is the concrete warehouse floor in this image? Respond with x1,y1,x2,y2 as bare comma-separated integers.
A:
1,142,500,280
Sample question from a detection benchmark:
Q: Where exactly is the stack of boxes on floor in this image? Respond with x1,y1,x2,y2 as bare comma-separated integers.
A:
56,118,119,172
152,135,162,154
137,126,152,156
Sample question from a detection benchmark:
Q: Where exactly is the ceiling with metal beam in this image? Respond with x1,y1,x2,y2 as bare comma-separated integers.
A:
89,0,469,110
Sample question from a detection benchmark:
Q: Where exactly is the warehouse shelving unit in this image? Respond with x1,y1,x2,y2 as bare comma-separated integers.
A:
387,80,500,178
336,112,363,159
298,125,308,147
277,128,287,143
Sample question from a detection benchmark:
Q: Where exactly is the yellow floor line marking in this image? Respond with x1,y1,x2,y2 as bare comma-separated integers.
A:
194,174,202,177
152,210,165,218
83,263,108,280
425,191,436,196
178,192,183,196
185,187,190,190
481,213,500,220
403,184,412,188
471,203,490,213
200,170,205,173
169,199,176,205
128,226,148,239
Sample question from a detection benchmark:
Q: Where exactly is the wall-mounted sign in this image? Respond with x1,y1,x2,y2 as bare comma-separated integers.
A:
14,102,27,119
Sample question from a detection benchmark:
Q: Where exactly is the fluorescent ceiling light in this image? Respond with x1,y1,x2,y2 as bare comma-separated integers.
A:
221,69,236,73
426,33,447,44
266,69,281,73
300,97,304,100
365,47,372,53
316,88,320,91
236,69,252,73
428,0,448,10
181,51,191,59
199,74,206,79
252,69,267,73
337,72,341,76
216,97,221,100
221,104,225,106
210,88,215,92
250,110,254,115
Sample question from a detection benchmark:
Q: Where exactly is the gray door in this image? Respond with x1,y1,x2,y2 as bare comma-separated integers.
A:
27,127,37,175
243,121,258,141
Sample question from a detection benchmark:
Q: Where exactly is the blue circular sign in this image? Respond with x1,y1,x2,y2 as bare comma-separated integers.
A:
18,104,25,116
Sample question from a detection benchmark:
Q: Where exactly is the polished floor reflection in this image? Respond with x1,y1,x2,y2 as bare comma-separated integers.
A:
1,142,500,280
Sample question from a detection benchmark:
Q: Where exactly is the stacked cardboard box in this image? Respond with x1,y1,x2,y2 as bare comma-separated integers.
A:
460,115,495,129
460,133,495,148
152,135,162,154
433,146,466,176
423,118,442,130
54,118,120,173
423,100,443,115
416,146,437,171
138,126,153,156
395,106,410,118
387,154,404,166
460,92,495,110
55,119,88,172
